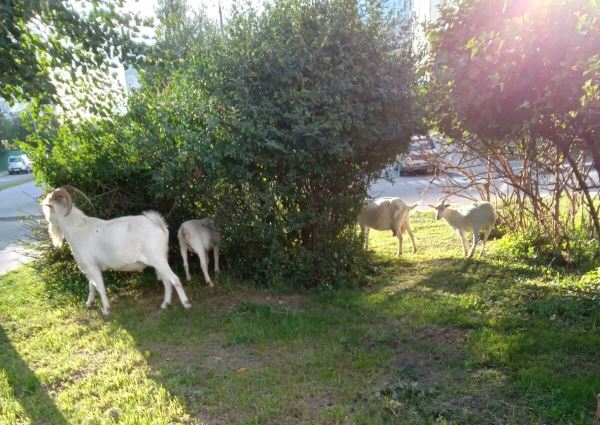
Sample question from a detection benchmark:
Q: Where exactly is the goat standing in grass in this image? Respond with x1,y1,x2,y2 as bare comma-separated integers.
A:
358,197,420,256
178,218,221,286
430,199,497,258
41,187,192,315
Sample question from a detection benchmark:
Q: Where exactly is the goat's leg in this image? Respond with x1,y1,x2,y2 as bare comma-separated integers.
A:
179,238,192,282
154,261,191,309
480,227,492,256
214,246,220,274
468,229,480,258
405,225,417,253
155,271,173,309
197,249,213,287
396,233,403,256
85,269,110,316
156,271,173,309
86,281,96,308
457,230,468,256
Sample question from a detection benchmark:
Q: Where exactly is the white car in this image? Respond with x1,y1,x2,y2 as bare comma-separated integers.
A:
7,154,32,174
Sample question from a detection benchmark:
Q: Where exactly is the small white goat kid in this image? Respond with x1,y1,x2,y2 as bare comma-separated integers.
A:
178,218,221,286
431,199,497,258
358,197,420,256
41,187,192,315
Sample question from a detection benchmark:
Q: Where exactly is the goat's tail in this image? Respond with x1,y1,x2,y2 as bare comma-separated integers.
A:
143,210,169,235
408,201,422,210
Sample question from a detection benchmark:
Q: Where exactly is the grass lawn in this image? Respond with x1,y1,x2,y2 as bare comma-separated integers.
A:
1,211,599,424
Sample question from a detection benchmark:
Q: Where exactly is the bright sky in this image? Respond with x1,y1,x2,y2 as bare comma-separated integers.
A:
124,0,255,25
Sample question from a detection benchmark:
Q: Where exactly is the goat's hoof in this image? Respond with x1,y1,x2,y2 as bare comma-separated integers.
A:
86,302,94,309
102,311,110,317
208,282,214,288
183,302,192,310
160,302,171,310
186,276,192,282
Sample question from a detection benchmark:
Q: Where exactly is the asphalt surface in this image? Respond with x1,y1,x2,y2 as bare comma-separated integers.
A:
0,171,34,186
369,159,599,207
0,177,43,274
368,170,471,208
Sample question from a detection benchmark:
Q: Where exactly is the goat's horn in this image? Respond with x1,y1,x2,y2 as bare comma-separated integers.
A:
61,185,94,210
52,188,73,216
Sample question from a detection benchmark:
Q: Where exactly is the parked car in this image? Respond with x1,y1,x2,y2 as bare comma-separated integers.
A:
396,139,437,176
7,154,32,174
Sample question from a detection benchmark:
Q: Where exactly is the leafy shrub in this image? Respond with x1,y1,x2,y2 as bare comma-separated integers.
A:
577,267,600,292
495,229,600,272
24,0,422,289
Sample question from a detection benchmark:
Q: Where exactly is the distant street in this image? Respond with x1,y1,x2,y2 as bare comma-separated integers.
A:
0,178,43,274
368,158,599,208
368,171,475,208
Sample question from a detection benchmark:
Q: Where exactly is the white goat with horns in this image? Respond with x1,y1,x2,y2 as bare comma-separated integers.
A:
41,186,192,315
430,198,497,258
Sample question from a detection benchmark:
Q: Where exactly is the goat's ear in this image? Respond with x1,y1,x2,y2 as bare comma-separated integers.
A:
427,204,435,208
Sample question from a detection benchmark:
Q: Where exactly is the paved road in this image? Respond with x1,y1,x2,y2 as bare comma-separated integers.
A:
368,160,599,208
368,171,474,208
0,179,44,274
0,180,42,220
0,170,34,185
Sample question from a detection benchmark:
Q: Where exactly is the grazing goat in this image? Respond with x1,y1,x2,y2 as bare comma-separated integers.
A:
430,199,497,258
41,187,192,315
177,218,221,286
358,197,420,256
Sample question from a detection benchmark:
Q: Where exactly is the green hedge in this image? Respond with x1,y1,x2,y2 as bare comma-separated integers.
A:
24,0,423,288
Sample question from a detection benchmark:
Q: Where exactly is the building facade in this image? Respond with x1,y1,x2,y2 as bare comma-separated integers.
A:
412,0,442,23
0,98,27,119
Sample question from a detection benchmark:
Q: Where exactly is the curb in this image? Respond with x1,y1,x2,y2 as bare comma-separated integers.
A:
0,214,43,222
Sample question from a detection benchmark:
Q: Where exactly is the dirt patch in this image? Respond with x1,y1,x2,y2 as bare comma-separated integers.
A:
206,291,305,312
196,333,265,372
385,325,470,385
147,333,265,373
374,325,525,424
145,332,337,425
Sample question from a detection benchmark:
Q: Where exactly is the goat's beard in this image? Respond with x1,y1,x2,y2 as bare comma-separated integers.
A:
48,222,64,248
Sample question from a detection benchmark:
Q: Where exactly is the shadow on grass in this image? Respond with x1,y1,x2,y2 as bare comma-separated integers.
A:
0,326,70,425
107,279,340,423
332,254,600,422
467,284,600,423
27,247,600,424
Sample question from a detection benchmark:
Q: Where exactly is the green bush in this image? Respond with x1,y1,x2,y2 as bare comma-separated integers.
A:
495,229,600,272
578,267,600,291
25,0,422,288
